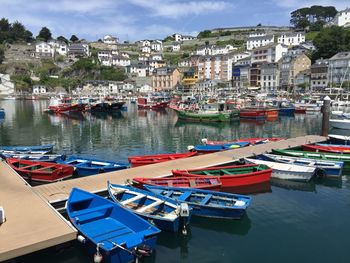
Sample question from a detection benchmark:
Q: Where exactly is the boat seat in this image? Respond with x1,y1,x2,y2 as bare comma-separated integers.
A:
120,194,146,206
72,204,114,224
167,181,173,187
189,180,196,188
136,200,165,213
220,169,232,175
35,165,57,171
203,171,212,175
178,191,192,201
200,194,212,205
165,190,174,197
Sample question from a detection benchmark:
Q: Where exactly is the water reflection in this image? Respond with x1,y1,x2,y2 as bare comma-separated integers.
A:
270,178,316,192
223,181,272,195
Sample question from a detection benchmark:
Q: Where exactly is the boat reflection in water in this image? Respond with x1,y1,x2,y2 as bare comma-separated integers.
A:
222,181,272,195
270,178,316,192
90,111,124,120
315,177,343,189
47,112,86,125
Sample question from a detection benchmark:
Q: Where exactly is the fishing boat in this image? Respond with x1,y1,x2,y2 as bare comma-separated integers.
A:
0,153,65,162
47,97,85,113
239,108,267,119
57,155,129,176
302,144,350,154
128,151,197,167
0,144,54,153
107,182,191,233
66,188,160,263
294,107,306,114
258,154,343,178
144,185,252,219
330,119,350,130
272,149,350,175
137,97,169,110
244,158,315,181
6,158,74,183
328,134,350,145
87,98,126,112
201,137,283,145
188,141,250,154
133,176,222,191
172,164,272,188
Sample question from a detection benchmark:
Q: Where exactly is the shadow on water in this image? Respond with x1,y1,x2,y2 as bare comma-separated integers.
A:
270,178,316,192
175,119,239,130
314,177,343,188
89,111,125,120
222,181,272,195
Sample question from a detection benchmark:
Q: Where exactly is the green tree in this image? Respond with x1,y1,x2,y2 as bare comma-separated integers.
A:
312,26,350,60
290,6,337,30
37,27,52,41
57,35,68,44
197,30,212,38
163,35,175,42
0,45,4,64
70,34,79,42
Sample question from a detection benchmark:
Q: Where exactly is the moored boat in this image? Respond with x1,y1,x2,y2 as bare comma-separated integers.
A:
66,188,160,263
239,108,267,119
172,164,272,188
57,155,129,176
133,176,222,191
188,141,250,154
144,185,252,219
107,182,191,233
6,158,74,183
0,108,5,118
330,119,350,130
128,151,197,167
328,134,350,145
0,153,65,162
302,144,350,154
258,153,343,178
244,158,316,181
201,137,284,145
0,144,54,153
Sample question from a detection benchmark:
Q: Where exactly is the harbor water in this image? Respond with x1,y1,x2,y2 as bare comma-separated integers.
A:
0,100,349,263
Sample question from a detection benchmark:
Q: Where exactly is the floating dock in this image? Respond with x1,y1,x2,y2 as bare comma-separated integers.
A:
0,135,326,261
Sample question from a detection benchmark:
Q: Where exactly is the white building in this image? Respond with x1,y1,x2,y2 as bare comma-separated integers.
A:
172,33,196,42
260,63,279,93
103,35,118,45
48,40,68,56
246,35,274,50
277,32,305,46
137,40,151,47
196,45,212,56
150,54,163,61
112,56,130,67
0,74,15,95
139,84,153,93
32,85,47,94
198,54,235,81
127,63,148,77
232,52,251,62
141,46,151,53
251,43,288,64
35,42,54,58
68,43,90,57
248,32,266,38
151,40,163,52
166,42,180,52
211,45,236,55
327,8,350,27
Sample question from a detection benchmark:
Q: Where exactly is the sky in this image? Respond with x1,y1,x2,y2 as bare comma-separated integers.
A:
1,0,349,42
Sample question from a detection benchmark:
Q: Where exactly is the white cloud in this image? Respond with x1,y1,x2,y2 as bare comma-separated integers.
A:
129,0,233,18
273,0,349,10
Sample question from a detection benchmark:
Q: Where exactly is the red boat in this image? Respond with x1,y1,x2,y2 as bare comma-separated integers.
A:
295,107,306,114
302,144,350,154
172,164,272,188
239,108,267,119
137,97,169,110
6,158,74,184
128,151,198,167
133,176,222,191
202,137,284,145
265,108,279,118
47,97,84,113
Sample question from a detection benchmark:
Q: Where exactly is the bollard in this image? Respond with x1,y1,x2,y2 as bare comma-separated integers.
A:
321,96,331,137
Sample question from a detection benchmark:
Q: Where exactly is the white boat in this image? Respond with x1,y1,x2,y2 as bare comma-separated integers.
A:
259,154,343,178
328,134,350,145
330,119,350,130
3,95,16,100
244,158,315,181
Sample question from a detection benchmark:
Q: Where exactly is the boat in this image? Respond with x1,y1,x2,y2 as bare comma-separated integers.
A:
6,158,74,183
239,108,267,119
0,153,65,162
328,134,350,145
107,182,191,233
87,98,126,112
66,188,160,263
302,144,350,154
47,97,85,113
3,95,16,100
188,141,249,153
244,158,315,181
144,185,252,219
272,149,350,175
128,151,197,167
0,108,5,118
173,102,239,122
330,119,350,130
172,164,272,188
133,176,222,191
137,97,169,110
201,137,283,145
258,153,343,178
0,144,54,153
57,155,129,176
294,107,306,114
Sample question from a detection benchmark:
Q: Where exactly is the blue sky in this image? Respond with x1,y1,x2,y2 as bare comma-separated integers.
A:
1,0,348,41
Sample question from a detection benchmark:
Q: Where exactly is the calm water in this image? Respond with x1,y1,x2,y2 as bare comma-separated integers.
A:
1,101,349,263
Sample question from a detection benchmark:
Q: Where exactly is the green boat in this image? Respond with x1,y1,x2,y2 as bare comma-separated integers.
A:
173,103,239,122
272,149,350,175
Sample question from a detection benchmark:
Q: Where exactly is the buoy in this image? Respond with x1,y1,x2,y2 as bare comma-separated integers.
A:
229,144,240,149
201,138,208,144
77,235,86,244
187,145,195,151
182,225,187,235
93,252,103,263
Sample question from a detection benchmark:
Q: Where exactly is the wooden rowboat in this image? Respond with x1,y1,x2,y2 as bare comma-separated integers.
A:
128,151,197,167
201,137,284,145
302,144,350,154
133,176,222,191
6,158,74,184
172,164,272,188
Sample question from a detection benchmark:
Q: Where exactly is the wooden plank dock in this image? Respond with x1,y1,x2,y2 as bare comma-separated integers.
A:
0,135,326,261
0,161,77,262
34,135,326,203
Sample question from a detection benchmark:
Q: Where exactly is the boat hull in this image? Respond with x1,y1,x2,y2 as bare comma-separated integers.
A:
128,152,197,167
174,109,239,122
330,119,350,130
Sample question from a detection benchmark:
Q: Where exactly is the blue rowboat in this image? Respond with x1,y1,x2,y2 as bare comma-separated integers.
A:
0,153,65,162
188,141,250,153
66,188,160,263
258,153,343,178
0,144,54,153
144,185,251,219
107,182,191,233
57,155,129,176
